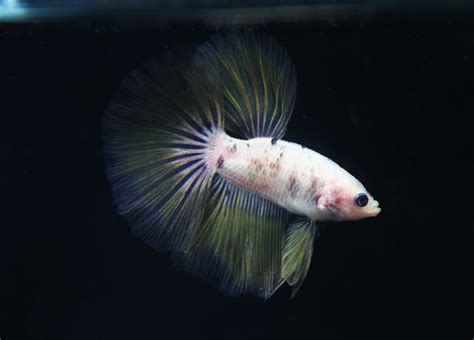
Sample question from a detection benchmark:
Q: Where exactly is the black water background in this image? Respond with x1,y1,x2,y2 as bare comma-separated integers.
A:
1,12,473,340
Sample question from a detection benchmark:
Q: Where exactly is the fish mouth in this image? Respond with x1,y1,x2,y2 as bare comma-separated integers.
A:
369,200,381,217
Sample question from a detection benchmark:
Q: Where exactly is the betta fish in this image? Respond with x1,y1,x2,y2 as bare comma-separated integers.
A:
103,31,381,299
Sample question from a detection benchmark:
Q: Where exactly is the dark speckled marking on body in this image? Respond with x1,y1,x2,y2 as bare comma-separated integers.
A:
246,143,250,148
250,158,263,173
269,157,281,177
269,159,280,170
306,177,319,196
287,176,299,198
217,155,224,168
230,143,237,153
271,138,278,145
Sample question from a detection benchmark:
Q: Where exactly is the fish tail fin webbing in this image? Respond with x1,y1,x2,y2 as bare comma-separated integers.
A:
103,49,224,252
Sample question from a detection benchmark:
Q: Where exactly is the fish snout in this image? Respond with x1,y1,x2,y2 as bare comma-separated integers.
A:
369,200,381,217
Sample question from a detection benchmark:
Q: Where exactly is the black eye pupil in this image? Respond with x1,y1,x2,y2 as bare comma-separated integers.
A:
355,193,368,207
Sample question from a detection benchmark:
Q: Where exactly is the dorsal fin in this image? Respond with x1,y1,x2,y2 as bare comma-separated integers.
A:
196,31,297,139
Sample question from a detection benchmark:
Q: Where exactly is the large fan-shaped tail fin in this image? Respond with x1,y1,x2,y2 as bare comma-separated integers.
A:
103,50,223,252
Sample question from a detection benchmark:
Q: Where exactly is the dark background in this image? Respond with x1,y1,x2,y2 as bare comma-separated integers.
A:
1,9,473,340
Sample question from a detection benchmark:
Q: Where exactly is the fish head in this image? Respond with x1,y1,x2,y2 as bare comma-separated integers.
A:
314,178,381,222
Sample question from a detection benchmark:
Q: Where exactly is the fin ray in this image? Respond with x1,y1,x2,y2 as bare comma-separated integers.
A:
103,49,223,252
282,218,317,298
197,31,296,139
177,177,290,299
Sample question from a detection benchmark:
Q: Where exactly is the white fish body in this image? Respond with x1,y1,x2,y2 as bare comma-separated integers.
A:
208,132,380,222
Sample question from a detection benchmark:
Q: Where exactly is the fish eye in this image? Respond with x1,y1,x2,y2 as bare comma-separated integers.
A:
355,193,368,207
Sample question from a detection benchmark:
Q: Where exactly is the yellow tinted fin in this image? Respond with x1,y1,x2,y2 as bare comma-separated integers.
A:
176,177,290,299
282,218,317,298
103,50,223,252
197,31,296,139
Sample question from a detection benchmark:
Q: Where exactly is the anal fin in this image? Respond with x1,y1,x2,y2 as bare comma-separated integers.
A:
176,177,290,299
